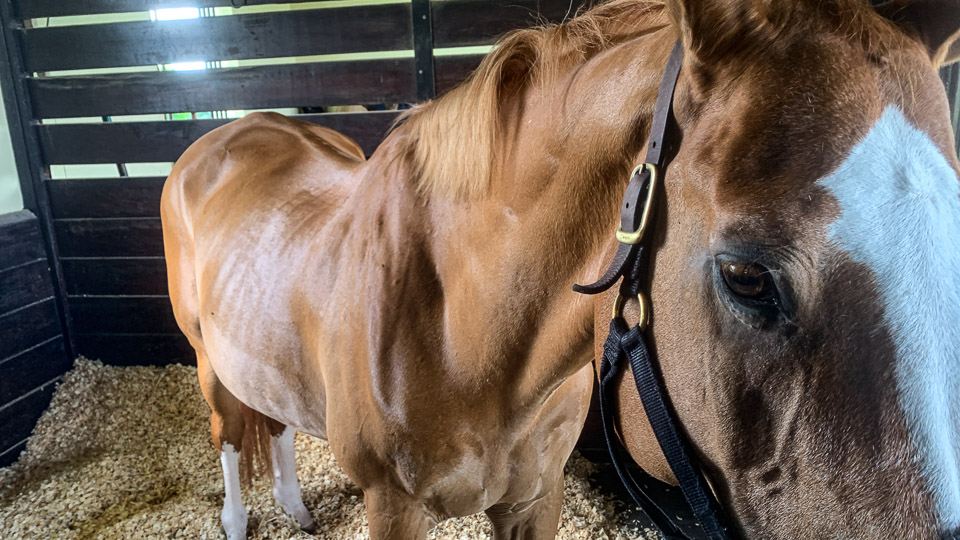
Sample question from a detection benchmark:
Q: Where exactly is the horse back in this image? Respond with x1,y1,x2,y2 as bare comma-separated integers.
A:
164,111,363,219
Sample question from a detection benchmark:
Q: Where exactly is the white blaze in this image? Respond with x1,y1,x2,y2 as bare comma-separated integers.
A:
819,106,960,528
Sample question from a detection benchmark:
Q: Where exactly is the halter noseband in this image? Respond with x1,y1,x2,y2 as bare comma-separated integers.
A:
574,40,739,540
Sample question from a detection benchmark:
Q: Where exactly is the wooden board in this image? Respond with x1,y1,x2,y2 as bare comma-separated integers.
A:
39,111,400,165
0,211,45,271
70,296,180,334
942,64,960,156
0,260,53,314
48,178,165,219
434,54,483,95
432,0,594,48
0,337,68,405
55,218,163,258
0,213,61,368
0,382,57,456
22,4,413,72
14,0,322,19
76,333,195,367
0,439,27,468
0,299,59,363
62,257,168,296
0,299,61,361
30,59,417,119
0,209,70,465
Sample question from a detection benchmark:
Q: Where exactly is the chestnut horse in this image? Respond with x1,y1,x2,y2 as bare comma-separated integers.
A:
161,0,960,537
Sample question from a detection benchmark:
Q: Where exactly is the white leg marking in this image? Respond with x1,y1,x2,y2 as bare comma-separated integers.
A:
271,427,315,529
220,443,248,540
820,106,960,528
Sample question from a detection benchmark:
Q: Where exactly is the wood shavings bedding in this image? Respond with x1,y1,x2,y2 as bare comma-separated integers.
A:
0,359,657,539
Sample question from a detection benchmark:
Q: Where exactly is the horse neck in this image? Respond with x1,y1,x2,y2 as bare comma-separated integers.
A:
343,33,676,411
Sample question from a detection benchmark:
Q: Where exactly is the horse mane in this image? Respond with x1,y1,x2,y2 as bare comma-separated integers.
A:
396,0,667,199
395,0,915,200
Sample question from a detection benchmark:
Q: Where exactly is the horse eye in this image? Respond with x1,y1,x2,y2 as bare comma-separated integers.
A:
719,260,774,300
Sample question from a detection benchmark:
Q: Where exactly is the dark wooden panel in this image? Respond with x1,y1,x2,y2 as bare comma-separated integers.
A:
23,5,412,72
0,438,27,468
39,111,400,166
0,337,69,405
0,260,52,314
55,218,163,258
0,299,60,361
70,296,179,334
0,210,45,272
434,54,483,95
412,0,435,101
432,0,594,48
943,63,960,156
48,178,165,219
76,333,194,366
2,0,78,362
15,0,321,19
30,59,416,119
63,257,168,296
0,382,56,454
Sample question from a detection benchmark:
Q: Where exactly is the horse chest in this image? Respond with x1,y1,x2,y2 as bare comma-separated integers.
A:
380,435,555,518
332,366,593,518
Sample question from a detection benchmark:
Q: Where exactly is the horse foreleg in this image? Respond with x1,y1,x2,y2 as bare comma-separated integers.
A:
365,489,435,540
269,425,316,531
485,475,565,540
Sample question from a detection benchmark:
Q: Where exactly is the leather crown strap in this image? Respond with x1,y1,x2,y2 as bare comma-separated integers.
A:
573,40,737,540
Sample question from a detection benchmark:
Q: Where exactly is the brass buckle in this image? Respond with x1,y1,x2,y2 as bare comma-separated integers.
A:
612,163,657,328
612,291,649,331
615,163,659,245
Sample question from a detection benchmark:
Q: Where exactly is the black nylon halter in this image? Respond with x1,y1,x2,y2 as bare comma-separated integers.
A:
574,40,738,540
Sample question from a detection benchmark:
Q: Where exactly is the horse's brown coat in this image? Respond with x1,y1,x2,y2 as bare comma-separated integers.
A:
162,0,960,537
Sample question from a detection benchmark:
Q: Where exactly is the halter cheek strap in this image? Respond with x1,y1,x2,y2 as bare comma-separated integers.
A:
572,36,680,297
574,40,738,540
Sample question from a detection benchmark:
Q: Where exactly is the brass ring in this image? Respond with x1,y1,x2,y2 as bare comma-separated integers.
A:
612,292,649,331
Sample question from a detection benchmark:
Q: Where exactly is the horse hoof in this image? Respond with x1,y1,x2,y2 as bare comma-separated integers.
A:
300,521,318,535
221,512,249,540
221,523,248,540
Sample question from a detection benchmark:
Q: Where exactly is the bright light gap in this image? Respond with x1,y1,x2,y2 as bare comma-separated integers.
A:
28,0,410,28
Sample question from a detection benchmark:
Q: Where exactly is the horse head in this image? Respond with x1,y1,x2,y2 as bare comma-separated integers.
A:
610,0,960,537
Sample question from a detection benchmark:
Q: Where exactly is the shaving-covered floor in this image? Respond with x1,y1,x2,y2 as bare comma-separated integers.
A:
0,359,664,539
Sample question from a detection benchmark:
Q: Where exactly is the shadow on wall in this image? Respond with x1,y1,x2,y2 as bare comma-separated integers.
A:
0,78,22,214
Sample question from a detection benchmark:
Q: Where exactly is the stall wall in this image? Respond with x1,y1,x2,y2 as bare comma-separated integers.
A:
0,210,71,467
